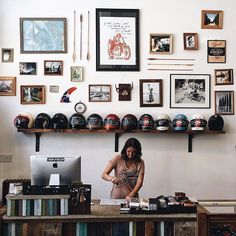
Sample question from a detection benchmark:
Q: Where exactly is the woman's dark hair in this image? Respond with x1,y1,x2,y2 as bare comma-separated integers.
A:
121,137,142,162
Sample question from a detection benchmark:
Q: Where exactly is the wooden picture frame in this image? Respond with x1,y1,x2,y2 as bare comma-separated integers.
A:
71,66,83,82
139,79,163,107
20,18,67,53
150,33,173,54
215,69,233,85
89,84,111,102
20,85,45,104
0,76,16,96
44,60,63,75
207,40,226,63
183,33,198,50
19,62,37,75
215,91,234,115
2,48,14,62
201,10,223,29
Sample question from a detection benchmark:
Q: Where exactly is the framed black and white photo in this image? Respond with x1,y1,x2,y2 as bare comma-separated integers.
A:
215,91,234,115
0,77,16,96
44,60,63,75
139,79,163,107
96,8,140,71
215,69,233,85
183,33,198,50
89,84,111,102
71,66,83,82
207,40,226,63
19,62,37,75
170,74,210,109
2,48,14,62
201,10,223,29
150,33,173,54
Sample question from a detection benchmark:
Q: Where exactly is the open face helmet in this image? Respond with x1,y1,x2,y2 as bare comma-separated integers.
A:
138,114,154,130
69,113,86,129
208,115,224,131
104,114,120,130
51,113,68,129
14,112,34,129
87,113,103,130
34,113,52,129
155,114,171,131
190,114,207,131
121,114,138,131
173,114,189,131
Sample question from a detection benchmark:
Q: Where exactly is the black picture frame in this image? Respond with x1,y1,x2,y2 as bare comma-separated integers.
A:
215,91,234,115
96,8,140,71
207,40,226,63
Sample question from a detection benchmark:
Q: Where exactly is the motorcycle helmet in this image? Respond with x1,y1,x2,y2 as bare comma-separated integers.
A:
104,114,120,130
190,114,207,131
87,113,103,130
14,112,34,129
51,113,68,129
138,114,154,130
155,114,171,131
173,114,189,131
121,114,138,131
68,113,86,129
34,113,52,129
208,115,224,131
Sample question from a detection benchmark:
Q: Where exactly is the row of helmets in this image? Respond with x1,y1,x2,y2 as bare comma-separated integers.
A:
14,112,224,131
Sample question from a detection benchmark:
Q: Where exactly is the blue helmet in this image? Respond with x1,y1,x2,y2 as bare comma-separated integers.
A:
173,114,189,131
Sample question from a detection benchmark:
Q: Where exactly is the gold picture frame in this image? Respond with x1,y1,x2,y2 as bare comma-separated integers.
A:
20,85,45,104
0,77,16,96
201,10,223,29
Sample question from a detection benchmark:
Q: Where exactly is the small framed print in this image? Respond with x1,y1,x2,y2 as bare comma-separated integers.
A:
201,10,223,29
207,40,226,63
49,85,59,93
89,84,111,102
20,85,45,104
150,33,173,54
19,62,37,75
139,79,163,107
0,76,16,96
183,33,198,50
215,69,233,85
44,60,63,75
215,91,234,115
71,66,83,82
2,48,14,62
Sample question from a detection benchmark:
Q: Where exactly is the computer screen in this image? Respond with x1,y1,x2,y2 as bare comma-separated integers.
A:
30,155,81,186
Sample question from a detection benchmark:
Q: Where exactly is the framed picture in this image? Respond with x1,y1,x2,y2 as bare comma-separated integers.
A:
150,33,173,54
139,79,163,107
96,8,140,71
19,62,37,75
215,91,234,115
170,74,211,109
2,48,14,62
0,77,16,96
201,10,223,29
207,40,226,63
71,66,83,82
215,69,233,85
183,33,198,50
89,84,111,102
44,60,63,75
49,85,59,93
20,85,45,104
20,18,67,53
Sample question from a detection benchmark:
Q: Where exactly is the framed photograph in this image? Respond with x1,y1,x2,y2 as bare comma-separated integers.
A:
19,62,37,75
170,74,211,109
49,85,59,93
89,84,111,102
201,10,223,29
0,77,16,96
215,69,233,85
139,79,163,107
150,33,173,54
2,48,14,62
20,85,45,104
71,66,83,82
96,8,140,71
183,33,198,50
44,60,63,75
207,40,226,63
215,91,234,115
20,18,67,53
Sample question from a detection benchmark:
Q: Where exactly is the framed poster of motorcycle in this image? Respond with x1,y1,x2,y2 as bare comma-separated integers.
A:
96,8,140,71
170,74,211,109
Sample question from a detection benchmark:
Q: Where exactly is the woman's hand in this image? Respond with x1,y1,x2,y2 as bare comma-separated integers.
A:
111,176,119,185
125,196,131,202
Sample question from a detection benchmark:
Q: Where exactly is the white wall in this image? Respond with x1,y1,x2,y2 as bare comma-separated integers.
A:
0,0,235,201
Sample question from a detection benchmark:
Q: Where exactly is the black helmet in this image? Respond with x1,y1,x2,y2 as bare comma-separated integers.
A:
14,112,34,129
68,113,86,129
87,113,103,130
34,113,52,129
51,113,68,129
208,115,224,131
121,114,138,131
104,114,120,130
138,114,154,130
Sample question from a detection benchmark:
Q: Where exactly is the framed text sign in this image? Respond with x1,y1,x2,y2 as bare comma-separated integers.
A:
207,40,226,63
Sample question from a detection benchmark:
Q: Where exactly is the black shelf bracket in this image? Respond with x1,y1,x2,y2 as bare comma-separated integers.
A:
188,133,193,153
115,133,121,152
35,133,41,152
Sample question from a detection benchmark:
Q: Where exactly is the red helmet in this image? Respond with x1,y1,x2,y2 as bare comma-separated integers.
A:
138,114,154,130
121,114,138,131
104,114,120,130
14,112,34,129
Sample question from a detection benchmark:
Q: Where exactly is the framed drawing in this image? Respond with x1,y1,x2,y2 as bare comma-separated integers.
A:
139,79,163,107
183,33,198,50
150,33,173,54
0,77,16,96
2,48,14,62
96,8,140,71
170,74,211,109
49,85,59,93
215,69,233,85
207,40,226,63
19,62,37,75
71,66,83,82
20,18,67,53
201,10,223,29
44,60,63,75
89,84,111,102
215,91,234,115
20,85,45,104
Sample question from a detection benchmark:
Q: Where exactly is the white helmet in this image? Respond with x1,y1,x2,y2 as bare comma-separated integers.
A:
190,114,207,131
155,114,171,131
